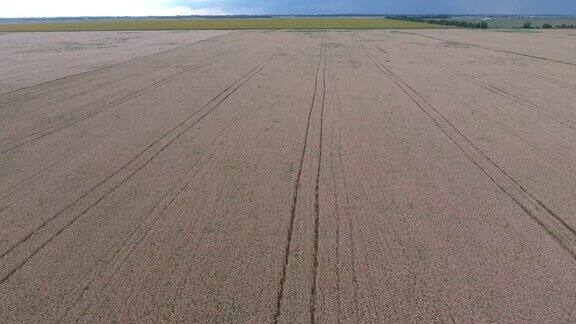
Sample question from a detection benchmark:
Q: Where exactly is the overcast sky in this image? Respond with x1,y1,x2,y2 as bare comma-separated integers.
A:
1,0,575,18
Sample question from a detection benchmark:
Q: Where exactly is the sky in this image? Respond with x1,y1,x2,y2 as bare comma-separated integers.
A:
1,0,576,18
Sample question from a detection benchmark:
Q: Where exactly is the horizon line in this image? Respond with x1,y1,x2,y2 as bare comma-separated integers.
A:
2,13,576,19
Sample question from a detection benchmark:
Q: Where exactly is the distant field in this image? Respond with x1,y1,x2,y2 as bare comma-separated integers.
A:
452,17,576,29
0,18,437,32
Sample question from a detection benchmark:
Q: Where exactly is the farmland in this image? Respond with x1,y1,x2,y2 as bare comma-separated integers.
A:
1,29,576,322
453,16,576,29
0,18,435,32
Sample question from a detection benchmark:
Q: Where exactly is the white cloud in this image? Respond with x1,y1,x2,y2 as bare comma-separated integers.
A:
184,7,230,15
0,0,228,17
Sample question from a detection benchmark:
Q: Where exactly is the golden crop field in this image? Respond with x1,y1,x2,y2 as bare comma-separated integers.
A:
0,18,438,32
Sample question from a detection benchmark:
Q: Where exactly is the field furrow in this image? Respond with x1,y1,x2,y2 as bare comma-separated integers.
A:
1,29,576,322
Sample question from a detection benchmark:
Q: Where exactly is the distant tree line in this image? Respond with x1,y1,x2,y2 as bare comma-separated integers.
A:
387,15,488,29
531,22,576,29
389,15,576,30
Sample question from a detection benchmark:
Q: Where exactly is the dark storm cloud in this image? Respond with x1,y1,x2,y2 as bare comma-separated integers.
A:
174,0,576,14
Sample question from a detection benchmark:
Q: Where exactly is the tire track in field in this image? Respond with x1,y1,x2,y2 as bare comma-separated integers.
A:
273,32,326,324
535,75,572,88
376,46,389,55
327,48,361,321
0,57,223,154
354,37,576,260
325,46,345,321
0,58,219,201
0,36,260,200
111,52,288,318
0,39,294,286
311,32,327,324
0,101,155,200
62,40,293,320
404,31,576,68
0,50,236,200
376,36,575,91
0,31,241,134
158,62,289,320
0,32,249,140
0,63,192,144
491,31,576,41
326,48,380,320
378,41,576,113
0,68,144,120
332,50,384,321
427,60,576,132
84,116,240,321
0,31,233,98
60,111,245,321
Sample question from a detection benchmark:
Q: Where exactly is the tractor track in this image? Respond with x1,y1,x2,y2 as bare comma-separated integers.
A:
0,58,223,154
427,60,576,133
61,109,246,321
354,37,576,260
0,53,235,200
0,38,294,286
5,30,576,322
311,31,327,324
327,49,361,321
405,31,576,68
0,34,265,200
0,31,235,98
273,31,326,324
